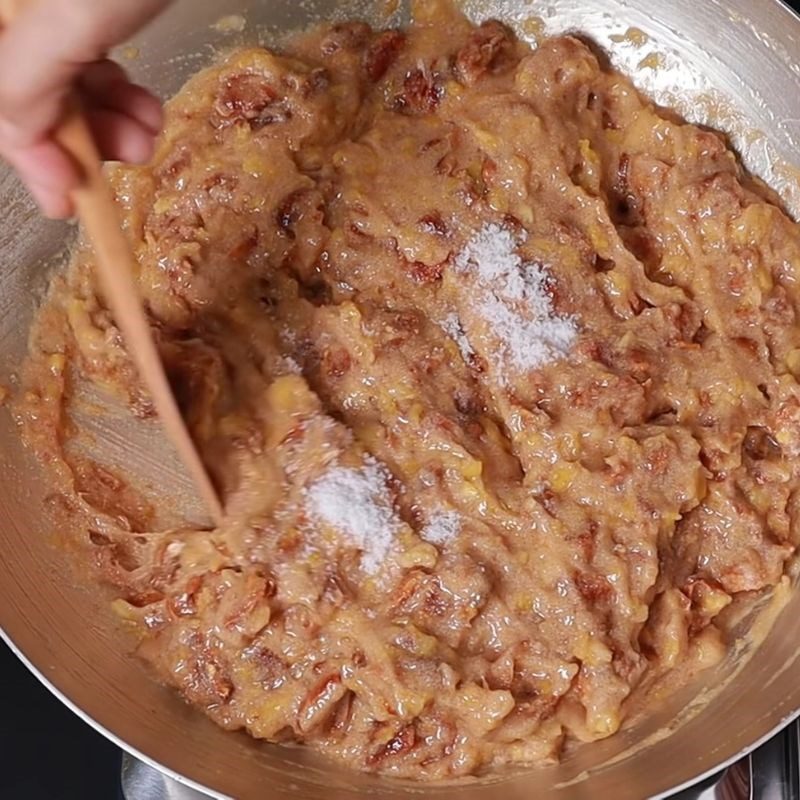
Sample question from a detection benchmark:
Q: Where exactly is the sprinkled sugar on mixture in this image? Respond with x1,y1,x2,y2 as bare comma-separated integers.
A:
421,510,462,546
453,223,578,377
14,0,800,782
440,313,475,364
306,458,401,573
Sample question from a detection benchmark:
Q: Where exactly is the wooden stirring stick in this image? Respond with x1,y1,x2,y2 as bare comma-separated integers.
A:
0,0,224,526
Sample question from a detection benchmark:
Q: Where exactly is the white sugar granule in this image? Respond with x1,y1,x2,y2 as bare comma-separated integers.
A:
305,459,400,573
282,356,302,375
421,509,462,546
440,314,475,363
454,223,578,373
456,225,527,299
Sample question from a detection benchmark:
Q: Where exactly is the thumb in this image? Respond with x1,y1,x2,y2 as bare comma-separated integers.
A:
0,0,171,146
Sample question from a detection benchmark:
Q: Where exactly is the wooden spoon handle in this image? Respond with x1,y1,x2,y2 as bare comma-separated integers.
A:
66,113,224,526
0,0,224,525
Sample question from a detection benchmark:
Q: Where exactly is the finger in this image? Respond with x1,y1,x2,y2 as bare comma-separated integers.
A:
81,62,163,136
0,0,173,143
99,83,163,137
78,58,130,92
0,139,78,218
26,180,74,220
0,137,79,192
85,108,156,165
0,4,92,141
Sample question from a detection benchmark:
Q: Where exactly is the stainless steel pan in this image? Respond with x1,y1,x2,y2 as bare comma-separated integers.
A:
1,1,800,798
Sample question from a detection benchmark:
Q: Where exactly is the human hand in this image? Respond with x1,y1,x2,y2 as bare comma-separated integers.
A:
0,0,172,218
